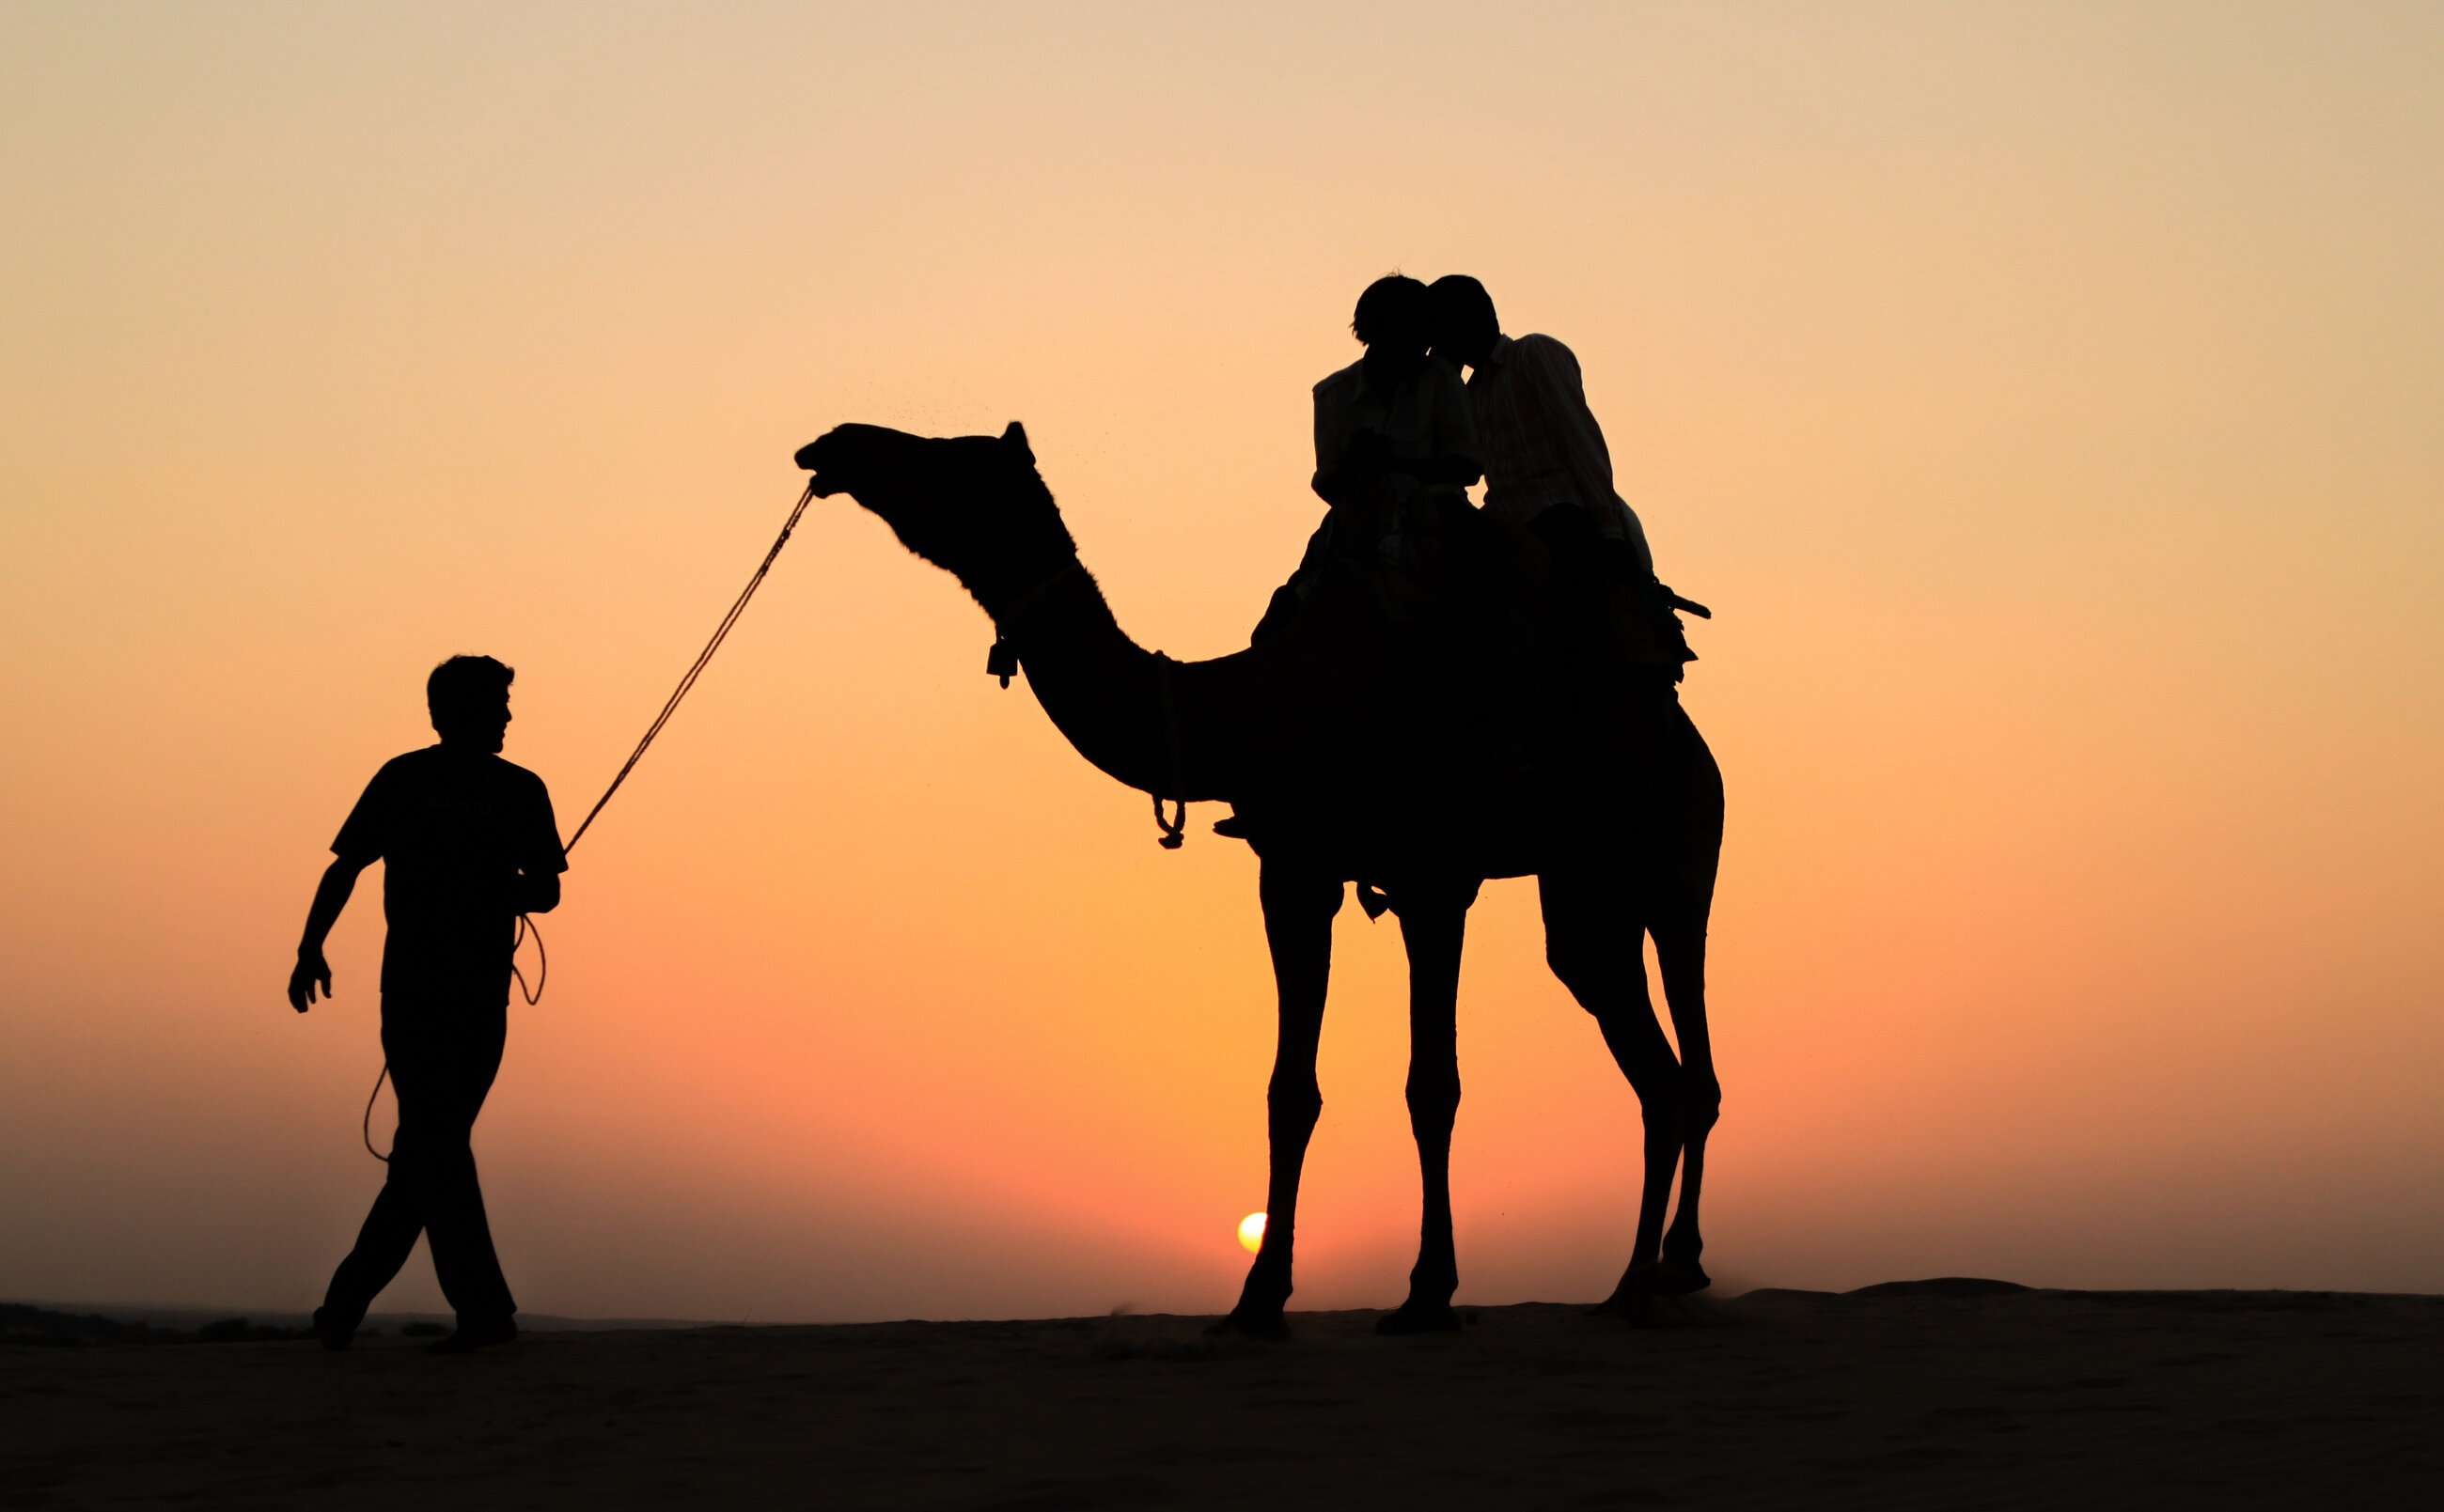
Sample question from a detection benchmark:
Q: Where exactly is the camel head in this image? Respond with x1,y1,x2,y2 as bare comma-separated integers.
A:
796,422,1078,615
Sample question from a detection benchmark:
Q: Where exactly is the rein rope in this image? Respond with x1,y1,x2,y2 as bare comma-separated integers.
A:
361,478,819,1162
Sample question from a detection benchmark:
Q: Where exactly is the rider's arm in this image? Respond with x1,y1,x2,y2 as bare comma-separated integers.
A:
1517,338,1614,510
1388,358,1483,487
1518,336,1653,573
1391,450,1482,486
1310,382,1349,506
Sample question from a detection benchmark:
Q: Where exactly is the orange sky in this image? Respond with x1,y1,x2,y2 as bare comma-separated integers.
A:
3,3,2439,1321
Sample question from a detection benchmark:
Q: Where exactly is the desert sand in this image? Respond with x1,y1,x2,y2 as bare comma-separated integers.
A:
5,1284,2438,1509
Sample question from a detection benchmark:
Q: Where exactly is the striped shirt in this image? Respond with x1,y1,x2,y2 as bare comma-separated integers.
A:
1311,354,1480,511
1465,333,1653,571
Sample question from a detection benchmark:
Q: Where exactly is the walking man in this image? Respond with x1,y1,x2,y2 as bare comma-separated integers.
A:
288,654,565,1354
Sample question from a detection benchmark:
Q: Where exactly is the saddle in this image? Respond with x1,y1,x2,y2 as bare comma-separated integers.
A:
1220,497,1706,863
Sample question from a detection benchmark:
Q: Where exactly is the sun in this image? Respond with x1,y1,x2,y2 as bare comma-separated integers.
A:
1237,1211,1267,1253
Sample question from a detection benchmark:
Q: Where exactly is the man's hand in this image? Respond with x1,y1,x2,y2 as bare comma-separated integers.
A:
289,948,333,1013
290,856,365,1013
515,869,561,915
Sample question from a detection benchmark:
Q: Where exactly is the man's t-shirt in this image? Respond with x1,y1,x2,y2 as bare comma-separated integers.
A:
332,746,566,1005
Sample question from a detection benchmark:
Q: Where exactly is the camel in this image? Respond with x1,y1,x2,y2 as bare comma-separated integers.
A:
796,421,1725,1335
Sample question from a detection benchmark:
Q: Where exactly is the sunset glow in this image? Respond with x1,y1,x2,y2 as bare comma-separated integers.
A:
2,4,2438,1326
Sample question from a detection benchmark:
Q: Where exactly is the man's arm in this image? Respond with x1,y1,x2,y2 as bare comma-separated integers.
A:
519,778,568,915
289,855,370,1012
516,870,561,915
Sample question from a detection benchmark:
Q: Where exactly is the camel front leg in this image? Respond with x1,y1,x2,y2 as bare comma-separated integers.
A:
1214,861,1341,1340
1377,880,1478,1334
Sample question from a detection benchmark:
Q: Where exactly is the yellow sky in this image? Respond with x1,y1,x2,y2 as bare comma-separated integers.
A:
3,2,2439,1320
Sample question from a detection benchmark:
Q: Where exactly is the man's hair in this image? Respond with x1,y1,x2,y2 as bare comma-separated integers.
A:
1351,274,1431,350
427,654,514,732
1428,274,1499,336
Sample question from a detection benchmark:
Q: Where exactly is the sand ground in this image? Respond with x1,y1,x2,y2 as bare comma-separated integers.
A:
5,1285,2438,1509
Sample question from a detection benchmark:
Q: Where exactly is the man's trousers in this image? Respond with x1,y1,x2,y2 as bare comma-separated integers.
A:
323,995,516,1324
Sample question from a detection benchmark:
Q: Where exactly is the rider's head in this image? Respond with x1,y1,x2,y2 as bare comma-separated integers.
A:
1428,275,1500,369
1352,274,1431,359
428,654,514,753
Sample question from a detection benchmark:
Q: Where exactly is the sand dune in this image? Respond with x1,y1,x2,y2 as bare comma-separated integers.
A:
5,1285,2437,1509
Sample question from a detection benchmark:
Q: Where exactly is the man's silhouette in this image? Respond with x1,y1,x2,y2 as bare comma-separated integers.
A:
1255,275,1484,645
1311,274,1481,518
288,655,565,1354
1428,274,1690,678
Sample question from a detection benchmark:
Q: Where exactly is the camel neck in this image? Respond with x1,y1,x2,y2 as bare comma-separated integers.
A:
1008,566,1260,805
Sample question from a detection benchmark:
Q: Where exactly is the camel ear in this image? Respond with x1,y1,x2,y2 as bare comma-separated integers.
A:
1000,421,1033,464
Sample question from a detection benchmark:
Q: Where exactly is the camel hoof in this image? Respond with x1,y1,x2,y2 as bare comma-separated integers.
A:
1373,1302,1462,1336
1592,1296,1700,1330
1650,1259,1712,1296
1590,1282,1716,1330
1586,1294,1657,1327
1589,1264,1668,1328
1207,1307,1291,1343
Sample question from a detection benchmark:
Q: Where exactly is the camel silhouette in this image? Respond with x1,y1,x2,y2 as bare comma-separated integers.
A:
797,422,1724,1335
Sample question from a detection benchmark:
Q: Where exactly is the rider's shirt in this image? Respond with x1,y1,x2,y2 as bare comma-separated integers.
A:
1311,354,1481,512
1465,333,1654,573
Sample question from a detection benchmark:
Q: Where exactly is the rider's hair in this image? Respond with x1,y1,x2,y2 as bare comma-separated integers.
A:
1352,274,1431,351
1428,274,1499,338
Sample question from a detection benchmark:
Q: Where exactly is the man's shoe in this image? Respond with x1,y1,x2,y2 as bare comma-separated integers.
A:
312,1303,364,1352
423,1316,518,1356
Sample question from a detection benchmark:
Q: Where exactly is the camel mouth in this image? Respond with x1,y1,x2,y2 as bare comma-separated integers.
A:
794,424,909,499
791,425,879,503
792,429,864,498
791,437,838,497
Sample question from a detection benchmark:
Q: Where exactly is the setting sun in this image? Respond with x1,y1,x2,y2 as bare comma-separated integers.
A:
1237,1213,1267,1254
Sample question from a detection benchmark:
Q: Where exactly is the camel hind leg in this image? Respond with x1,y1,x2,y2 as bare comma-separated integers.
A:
1654,707,1726,1291
1653,906,1718,1292
1539,868,1685,1322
